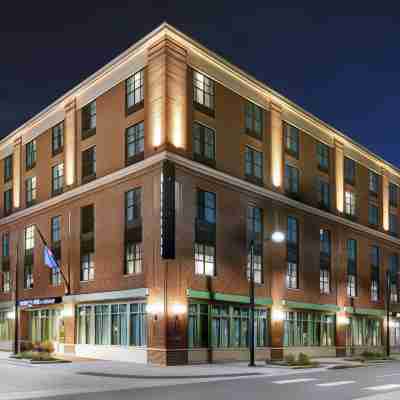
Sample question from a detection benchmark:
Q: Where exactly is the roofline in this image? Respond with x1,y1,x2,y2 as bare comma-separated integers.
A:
2,21,399,177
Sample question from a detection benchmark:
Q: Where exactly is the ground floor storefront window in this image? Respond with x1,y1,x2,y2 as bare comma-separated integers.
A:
188,302,269,348
0,310,13,341
283,311,335,346
29,309,61,343
348,316,381,346
77,302,147,347
390,319,400,347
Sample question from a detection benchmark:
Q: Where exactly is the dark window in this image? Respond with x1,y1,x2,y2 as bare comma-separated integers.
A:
24,225,35,289
390,213,398,236
82,146,96,182
370,246,380,302
81,204,94,235
317,178,330,209
2,232,9,258
245,101,263,138
285,163,299,195
320,229,331,294
52,122,64,156
81,205,95,281
25,176,37,207
51,216,61,286
51,216,61,244
317,142,329,171
82,101,96,138
347,239,357,297
3,189,12,216
390,183,398,207
4,155,12,183
193,122,215,164
52,163,64,196
193,71,214,114
126,122,144,165
368,204,379,226
344,157,356,185
246,206,263,284
286,216,299,289
369,171,379,195
197,190,216,224
245,146,263,183
125,188,141,224
25,140,37,170
284,124,299,158
126,70,144,114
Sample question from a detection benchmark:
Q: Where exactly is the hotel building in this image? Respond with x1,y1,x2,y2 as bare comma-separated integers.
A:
0,23,399,365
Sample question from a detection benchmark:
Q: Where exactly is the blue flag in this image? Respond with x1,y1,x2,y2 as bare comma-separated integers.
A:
44,246,59,270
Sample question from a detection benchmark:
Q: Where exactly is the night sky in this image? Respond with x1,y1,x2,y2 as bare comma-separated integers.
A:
1,2,400,166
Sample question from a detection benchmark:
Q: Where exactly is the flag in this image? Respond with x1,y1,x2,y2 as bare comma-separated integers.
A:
43,246,59,270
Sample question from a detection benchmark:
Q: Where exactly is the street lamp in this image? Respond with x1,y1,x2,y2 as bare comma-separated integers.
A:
248,229,285,367
386,270,391,358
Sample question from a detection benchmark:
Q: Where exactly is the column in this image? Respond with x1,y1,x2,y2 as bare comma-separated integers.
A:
12,138,21,209
382,169,389,231
270,102,283,189
147,37,187,154
335,139,344,213
62,303,76,354
64,99,76,187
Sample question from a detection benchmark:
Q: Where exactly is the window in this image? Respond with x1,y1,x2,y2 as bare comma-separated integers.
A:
344,191,356,217
25,140,37,170
51,216,61,244
320,229,331,294
81,253,94,281
285,163,299,195
369,171,379,195
245,101,263,138
391,320,400,347
28,309,61,344
52,122,64,156
2,271,10,293
126,122,144,165
52,163,64,195
82,146,96,182
283,311,335,347
82,101,96,138
344,157,355,184
195,243,215,276
317,178,330,209
370,246,379,302
3,189,12,216
317,142,329,171
77,303,147,346
211,305,229,348
390,213,398,236
368,203,379,226
390,183,398,207
4,155,12,183
197,190,216,224
193,122,215,163
347,239,357,297
25,176,37,207
50,216,61,286
125,243,142,275
2,233,9,259
188,303,209,348
245,147,263,183
390,254,399,303
25,225,35,251
286,217,299,289
24,226,35,289
349,316,381,346
193,71,214,114
284,124,299,158
246,206,263,284
126,70,144,113
125,188,141,224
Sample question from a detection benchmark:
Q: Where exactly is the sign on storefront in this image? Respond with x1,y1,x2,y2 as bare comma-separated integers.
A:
18,297,62,308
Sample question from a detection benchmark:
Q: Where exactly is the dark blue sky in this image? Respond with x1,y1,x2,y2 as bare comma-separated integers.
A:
1,2,400,165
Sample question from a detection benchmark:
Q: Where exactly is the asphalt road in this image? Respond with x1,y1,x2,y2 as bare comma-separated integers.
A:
27,363,400,400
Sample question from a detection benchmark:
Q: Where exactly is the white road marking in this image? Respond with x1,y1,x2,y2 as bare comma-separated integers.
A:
377,373,400,378
365,384,400,391
273,378,317,384
353,390,400,400
316,381,355,387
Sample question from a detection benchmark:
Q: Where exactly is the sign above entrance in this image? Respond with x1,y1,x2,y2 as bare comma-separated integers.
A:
18,297,62,308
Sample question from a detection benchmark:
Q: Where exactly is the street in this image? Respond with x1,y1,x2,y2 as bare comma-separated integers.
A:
1,355,400,400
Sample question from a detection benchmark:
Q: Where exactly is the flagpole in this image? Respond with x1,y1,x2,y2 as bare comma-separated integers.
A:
13,236,19,355
34,224,71,295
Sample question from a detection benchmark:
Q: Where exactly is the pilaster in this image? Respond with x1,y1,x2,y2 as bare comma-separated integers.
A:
270,102,283,190
335,139,344,213
12,138,21,209
64,99,77,187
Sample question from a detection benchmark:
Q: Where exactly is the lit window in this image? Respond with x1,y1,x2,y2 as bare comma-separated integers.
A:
52,163,64,195
344,191,356,216
126,70,144,112
25,176,37,207
125,242,142,274
369,171,379,194
26,140,37,170
195,243,215,276
193,71,214,112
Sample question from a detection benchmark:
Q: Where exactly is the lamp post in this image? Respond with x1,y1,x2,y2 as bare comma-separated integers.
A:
386,269,391,358
248,230,285,367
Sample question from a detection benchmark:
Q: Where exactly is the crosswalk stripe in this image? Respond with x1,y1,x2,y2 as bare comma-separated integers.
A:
316,381,355,387
353,390,400,400
273,378,317,385
365,384,400,391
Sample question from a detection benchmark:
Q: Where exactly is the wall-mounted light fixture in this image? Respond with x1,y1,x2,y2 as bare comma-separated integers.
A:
337,313,350,326
271,231,285,243
146,303,163,321
6,311,15,320
271,307,285,322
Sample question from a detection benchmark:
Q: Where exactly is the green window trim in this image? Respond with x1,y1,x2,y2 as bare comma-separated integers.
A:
186,289,272,306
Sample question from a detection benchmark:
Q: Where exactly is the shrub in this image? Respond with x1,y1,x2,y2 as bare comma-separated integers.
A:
361,351,384,359
297,352,311,365
39,341,55,354
284,354,296,365
20,341,33,352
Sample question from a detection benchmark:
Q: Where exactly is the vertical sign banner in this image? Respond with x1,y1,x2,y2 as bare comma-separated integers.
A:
161,161,175,259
